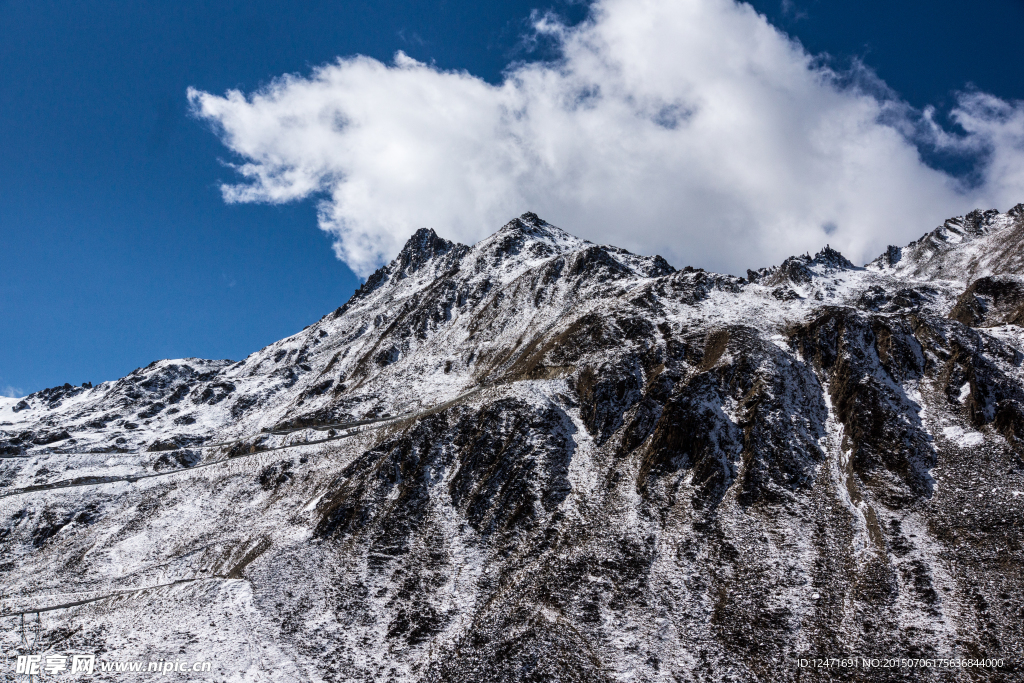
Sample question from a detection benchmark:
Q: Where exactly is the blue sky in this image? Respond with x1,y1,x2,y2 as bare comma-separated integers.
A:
1,0,1022,396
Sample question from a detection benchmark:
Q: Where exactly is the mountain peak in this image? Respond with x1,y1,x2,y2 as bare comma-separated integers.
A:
811,244,856,271
746,244,856,285
460,214,590,282
395,227,464,275
868,204,1024,279
338,228,468,312
495,212,585,246
496,212,570,240
956,208,1002,236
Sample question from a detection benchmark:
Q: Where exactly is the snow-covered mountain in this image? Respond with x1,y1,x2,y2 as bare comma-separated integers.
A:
1,209,1022,681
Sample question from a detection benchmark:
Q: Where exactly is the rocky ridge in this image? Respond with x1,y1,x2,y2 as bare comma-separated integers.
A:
1,208,1023,681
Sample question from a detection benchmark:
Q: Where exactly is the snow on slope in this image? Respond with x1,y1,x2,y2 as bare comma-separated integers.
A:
1,209,1023,681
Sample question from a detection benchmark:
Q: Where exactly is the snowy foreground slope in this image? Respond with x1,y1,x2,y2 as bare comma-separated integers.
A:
2,209,1024,682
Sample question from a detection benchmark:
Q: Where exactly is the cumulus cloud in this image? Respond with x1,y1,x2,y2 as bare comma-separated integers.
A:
188,0,1024,276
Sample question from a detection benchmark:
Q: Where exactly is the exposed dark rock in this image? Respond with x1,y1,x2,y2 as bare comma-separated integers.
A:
153,449,200,470
949,275,1024,327
794,309,934,503
31,430,71,445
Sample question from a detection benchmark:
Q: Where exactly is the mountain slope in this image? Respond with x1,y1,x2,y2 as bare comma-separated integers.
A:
1,209,1023,682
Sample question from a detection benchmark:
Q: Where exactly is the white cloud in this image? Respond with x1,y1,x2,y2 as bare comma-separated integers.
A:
1,384,23,399
188,0,1024,276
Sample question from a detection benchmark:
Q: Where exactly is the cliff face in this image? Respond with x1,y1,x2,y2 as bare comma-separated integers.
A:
1,209,1023,681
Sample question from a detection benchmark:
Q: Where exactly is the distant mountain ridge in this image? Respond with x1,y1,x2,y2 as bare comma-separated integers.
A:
1,207,1023,681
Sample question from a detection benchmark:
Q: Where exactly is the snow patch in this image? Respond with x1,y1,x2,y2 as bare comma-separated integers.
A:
942,425,984,447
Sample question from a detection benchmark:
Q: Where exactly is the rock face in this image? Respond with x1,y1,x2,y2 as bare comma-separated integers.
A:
1,209,1023,682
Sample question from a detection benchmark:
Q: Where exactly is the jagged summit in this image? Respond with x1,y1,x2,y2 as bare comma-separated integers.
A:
342,227,470,309
471,212,589,273
746,243,857,286
500,211,564,233
745,204,1024,290
500,211,578,243
395,227,465,274
812,244,857,270
869,204,1024,280
953,206,1016,236
343,213,669,316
